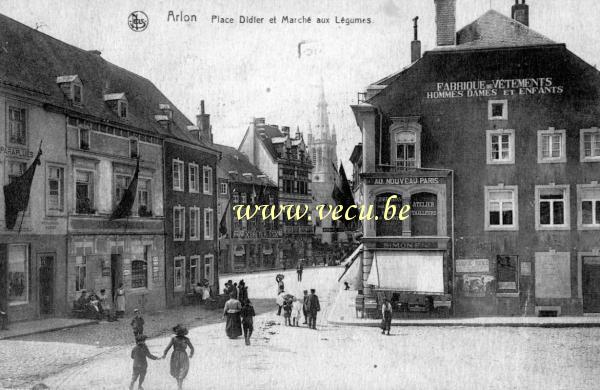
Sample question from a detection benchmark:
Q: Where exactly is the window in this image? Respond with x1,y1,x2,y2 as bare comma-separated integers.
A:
7,161,26,184
538,128,566,163
8,244,28,305
79,127,90,150
190,207,200,240
174,257,184,291
535,185,570,230
190,256,199,287
220,182,228,195
395,137,416,168
578,184,600,229
115,175,131,206
119,100,128,118
73,84,82,105
129,138,139,159
488,99,508,120
204,254,214,286
497,255,519,294
580,128,600,161
203,166,213,194
74,242,92,292
75,170,95,214
204,208,214,240
484,185,518,231
137,179,152,216
172,159,184,191
131,260,148,288
486,129,515,164
8,106,27,145
189,163,199,193
47,166,64,213
232,192,239,203
174,206,185,241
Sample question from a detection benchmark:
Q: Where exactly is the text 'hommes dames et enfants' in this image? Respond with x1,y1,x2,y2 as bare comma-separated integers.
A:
231,195,436,223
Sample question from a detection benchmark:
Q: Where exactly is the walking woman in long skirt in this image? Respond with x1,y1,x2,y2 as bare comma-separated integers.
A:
115,283,126,318
162,324,194,390
223,292,242,339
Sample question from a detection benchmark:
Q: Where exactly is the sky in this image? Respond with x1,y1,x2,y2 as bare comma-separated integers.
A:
2,0,600,166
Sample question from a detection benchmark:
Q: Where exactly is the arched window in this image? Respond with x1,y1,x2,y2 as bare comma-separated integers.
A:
131,260,148,288
410,192,438,236
375,192,403,236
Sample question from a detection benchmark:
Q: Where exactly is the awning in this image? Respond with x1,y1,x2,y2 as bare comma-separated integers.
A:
340,257,363,288
338,244,363,282
366,251,444,294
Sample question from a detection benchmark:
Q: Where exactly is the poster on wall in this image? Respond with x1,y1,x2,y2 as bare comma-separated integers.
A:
459,274,496,297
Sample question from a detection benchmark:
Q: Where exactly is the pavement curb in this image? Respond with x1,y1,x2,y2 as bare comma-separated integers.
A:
327,319,600,328
0,320,99,340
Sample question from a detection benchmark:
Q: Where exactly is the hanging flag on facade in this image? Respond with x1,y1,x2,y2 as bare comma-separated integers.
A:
219,198,230,238
4,142,42,230
110,156,140,220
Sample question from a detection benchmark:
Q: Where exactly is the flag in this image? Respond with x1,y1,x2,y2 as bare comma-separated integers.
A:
110,156,140,220
334,163,357,226
4,144,42,230
219,198,230,238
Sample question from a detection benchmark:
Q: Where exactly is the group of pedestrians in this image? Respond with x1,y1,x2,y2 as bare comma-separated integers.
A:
277,288,320,330
222,279,255,345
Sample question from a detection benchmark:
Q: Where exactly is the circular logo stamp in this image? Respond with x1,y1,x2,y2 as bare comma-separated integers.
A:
128,11,149,32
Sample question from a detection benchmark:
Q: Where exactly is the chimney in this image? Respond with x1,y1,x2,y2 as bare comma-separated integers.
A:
434,0,456,46
196,100,213,144
253,117,266,126
411,16,421,62
511,0,529,26
281,126,290,136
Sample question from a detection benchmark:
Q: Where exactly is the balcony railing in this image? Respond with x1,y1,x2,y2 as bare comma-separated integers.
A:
376,163,417,173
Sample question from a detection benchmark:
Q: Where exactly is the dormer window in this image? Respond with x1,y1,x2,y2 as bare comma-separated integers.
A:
104,93,128,119
79,127,90,150
56,75,83,106
389,118,422,171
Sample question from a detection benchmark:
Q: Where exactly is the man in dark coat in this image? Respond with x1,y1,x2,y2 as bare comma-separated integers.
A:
307,289,320,329
302,290,309,325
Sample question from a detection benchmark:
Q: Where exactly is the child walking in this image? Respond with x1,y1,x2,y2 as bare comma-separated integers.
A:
292,297,303,327
131,309,145,340
130,335,160,390
283,297,292,326
240,299,256,346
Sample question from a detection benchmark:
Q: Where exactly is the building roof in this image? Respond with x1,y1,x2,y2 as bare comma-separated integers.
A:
0,13,208,147
438,10,556,51
211,143,276,186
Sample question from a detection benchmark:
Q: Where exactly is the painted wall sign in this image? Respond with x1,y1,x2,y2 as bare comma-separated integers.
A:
425,77,564,99
0,145,34,159
459,274,495,297
375,241,439,249
520,261,531,276
410,192,438,236
456,259,490,273
375,193,403,236
366,177,440,185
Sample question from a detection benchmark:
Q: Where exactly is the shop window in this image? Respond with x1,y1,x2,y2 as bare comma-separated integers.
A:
578,184,600,229
375,192,403,236
79,127,90,150
538,128,566,163
486,129,514,164
8,244,28,305
172,159,184,191
204,208,214,240
47,165,64,213
496,255,518,294
74,242,92,292
8,106,27,146
131,260,148,289
535,185,570,230
75,170,95,214
580,128,600,162
488,100,508,120
203,166,213,195
137,179,152,217
410,192,438,236
190,207,200,240
190,256,199,287
174,257,184,291
189,163,199,193
484,185,518,231
173,206,185,241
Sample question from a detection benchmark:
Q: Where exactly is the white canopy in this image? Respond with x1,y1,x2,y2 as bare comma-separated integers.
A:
366,251,444,294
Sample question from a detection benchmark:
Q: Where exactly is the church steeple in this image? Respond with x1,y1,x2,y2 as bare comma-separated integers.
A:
316,77,330,140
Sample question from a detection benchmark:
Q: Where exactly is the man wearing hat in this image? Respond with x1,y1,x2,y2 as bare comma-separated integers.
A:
131,309,145,340
306,289,320,330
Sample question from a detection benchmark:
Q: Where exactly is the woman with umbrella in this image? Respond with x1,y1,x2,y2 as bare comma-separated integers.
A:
222,292,242,339
162,324,194,390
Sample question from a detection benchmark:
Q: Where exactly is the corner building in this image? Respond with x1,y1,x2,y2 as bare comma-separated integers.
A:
352,0,600,316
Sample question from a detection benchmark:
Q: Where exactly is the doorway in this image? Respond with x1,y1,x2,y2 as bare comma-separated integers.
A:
583,256,600,313
111,253,122,304
39,253,55,315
